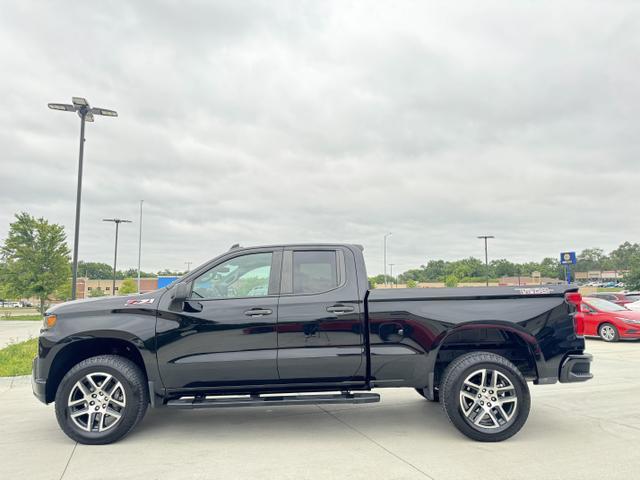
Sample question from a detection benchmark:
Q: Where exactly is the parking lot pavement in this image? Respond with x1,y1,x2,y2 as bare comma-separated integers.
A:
0,320,41,347
1,339,638,480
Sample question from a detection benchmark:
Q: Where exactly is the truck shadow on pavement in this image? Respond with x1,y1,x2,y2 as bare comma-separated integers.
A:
127,397,556,444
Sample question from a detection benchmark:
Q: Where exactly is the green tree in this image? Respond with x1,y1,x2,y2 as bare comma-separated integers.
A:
77,261,114,279
444,274,459,288
0,213,70,314
157,268,185,276
89,287,105,297
119,278,138,295
406,279,417,288
491,259,517,277
576,248,609,272
624,266,640,290
609,242,640,270
370,274,393,285
122,268,157,278
54,279,72,302
538,257,563,279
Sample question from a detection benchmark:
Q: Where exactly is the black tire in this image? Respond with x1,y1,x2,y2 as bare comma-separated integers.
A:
55,355,148,445
599,323,620,342
415,387,439,402
440,352,530,442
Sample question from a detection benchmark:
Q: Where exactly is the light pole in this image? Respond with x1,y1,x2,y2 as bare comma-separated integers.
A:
477,235,495,287
137,200,144,293
103,219,132,295
48,98,118,299
185,261,193,272
383,232,392,287
389,263,395,288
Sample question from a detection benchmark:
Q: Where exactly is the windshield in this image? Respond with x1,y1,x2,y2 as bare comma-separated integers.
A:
584,297,628,312
626,295,640,302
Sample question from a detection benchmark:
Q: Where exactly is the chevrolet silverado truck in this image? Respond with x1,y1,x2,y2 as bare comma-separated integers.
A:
32,244,592,444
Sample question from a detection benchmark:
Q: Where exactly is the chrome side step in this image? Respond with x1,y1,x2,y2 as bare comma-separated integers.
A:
166,392,380,409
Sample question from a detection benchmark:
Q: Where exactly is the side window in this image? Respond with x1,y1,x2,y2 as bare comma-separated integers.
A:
192,252,272,299
292,251,338,294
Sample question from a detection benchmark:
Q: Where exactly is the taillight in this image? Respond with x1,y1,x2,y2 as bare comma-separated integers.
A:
565,292,584,337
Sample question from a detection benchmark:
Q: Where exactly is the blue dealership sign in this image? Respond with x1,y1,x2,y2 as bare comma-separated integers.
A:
157,276,179,288
560,252,577,265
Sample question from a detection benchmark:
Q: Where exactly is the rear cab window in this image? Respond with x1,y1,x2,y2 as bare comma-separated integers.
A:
293,251,338,294
280,248,346,295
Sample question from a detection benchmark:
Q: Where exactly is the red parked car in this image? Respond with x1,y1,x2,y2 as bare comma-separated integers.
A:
589,292,636,306
581,297,640,342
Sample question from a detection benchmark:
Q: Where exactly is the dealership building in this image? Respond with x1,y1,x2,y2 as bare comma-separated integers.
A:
74,276,178,299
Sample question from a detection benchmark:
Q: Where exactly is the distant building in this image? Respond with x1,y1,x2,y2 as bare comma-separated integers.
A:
574,271,627,281
74,278,159,299
498,276,562,286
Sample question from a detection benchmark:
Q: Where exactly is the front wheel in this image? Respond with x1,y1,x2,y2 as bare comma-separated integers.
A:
599,323,619,342
54,355,148,445
440,352,530,442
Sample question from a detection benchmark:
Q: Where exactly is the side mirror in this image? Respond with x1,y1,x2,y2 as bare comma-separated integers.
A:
172,282,190,302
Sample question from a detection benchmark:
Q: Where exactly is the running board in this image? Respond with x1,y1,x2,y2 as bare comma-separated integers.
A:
166,392,380,409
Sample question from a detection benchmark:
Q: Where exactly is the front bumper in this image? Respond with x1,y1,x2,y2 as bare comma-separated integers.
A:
620,327,640,338
559,353,593,383
31,357,47,404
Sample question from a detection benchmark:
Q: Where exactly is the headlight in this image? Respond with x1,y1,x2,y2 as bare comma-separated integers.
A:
619,317,640,324
42,314,57,329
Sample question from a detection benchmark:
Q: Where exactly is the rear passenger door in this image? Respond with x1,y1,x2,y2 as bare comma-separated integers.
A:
276,247,366,384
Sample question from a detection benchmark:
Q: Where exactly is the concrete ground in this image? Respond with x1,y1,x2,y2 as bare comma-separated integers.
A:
0,339,638,480
0,320,41,347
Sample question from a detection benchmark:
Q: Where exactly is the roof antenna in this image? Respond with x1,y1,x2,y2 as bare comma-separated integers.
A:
229,243,241,250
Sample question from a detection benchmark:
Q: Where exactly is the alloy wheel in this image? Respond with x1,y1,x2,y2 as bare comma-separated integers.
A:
67,372,126,433
459,368,518,430
600,325,615,341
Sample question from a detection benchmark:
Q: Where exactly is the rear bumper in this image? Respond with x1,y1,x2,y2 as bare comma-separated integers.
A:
31,357,47,404
559,353,593,383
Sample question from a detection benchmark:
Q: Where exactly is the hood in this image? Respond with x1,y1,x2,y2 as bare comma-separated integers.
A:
47,290,163,316
609,309,640,320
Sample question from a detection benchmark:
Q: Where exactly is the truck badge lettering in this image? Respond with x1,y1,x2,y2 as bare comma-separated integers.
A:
515,288,552,295
126,298,155,305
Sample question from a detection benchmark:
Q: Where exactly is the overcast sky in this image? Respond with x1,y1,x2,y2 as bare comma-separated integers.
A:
1,1,638,276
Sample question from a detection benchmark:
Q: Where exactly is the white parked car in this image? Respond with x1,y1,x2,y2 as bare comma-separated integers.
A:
625,300,640,311
6,301,22,308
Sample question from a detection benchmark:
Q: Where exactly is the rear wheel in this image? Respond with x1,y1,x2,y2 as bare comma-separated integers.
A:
55,355,148,445
599,323,619,342
440,352,530,442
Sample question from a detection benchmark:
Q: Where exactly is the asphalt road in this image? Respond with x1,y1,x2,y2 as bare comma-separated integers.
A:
0,320,41,347
0,339,638,480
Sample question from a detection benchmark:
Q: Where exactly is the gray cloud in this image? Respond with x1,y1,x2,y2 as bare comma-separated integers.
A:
1,1,639,276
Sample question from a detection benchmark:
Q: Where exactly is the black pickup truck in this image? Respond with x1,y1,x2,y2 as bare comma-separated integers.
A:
33,243,592,444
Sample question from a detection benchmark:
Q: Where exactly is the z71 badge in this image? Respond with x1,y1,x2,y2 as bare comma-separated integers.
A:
125,298,155,305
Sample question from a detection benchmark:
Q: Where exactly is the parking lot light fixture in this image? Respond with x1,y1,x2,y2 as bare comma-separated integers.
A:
383,232,392,287
477,235,495,287
48,97,118,299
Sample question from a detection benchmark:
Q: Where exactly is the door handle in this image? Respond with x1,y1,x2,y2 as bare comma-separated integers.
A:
326,305,355,315
244,308,273,317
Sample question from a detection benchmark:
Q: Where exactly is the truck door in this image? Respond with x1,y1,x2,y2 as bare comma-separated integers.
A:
276,247,366,384
156,248,282,389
